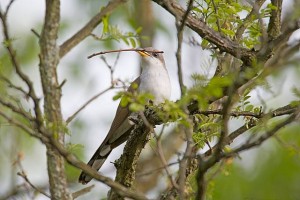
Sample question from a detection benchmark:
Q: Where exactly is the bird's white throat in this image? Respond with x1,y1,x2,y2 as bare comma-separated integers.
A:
138,62,171,104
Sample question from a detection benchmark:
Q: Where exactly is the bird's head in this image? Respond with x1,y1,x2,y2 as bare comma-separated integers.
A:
136,47,166,69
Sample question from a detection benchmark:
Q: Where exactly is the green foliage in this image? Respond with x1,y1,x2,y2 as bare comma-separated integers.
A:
65,143,84,182
290,100,300,107
187,74,233,109
159,100,189,125
192,114,220,149
66,142,84,153
208,124,300,200
113,89,154,112
235,88,261,116
194,0,246,35
96,14,141,47
292,87,300,98
260,3,278,18
194,1,277,49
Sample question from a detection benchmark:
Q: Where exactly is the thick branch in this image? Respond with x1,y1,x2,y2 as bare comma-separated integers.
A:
59,0,128,58
39,0,72,199
152,0,255,65
108,122,151,199
267,0,282,41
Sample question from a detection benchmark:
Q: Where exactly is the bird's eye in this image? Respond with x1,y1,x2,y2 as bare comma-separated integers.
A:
152,52,158,57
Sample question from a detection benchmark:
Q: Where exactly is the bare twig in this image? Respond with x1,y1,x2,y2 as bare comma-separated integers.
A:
17,171,50,198
175,0,194,96
225,109,300,156
0,1,43,127
137,161,179,177
178,117,194,200
154,131,179,190
72,185,95,199
0,183,50,200
100,55,117,85
0,111,46,141
66,86,115,124
195,109,262,118
1,0,16,15
88,48,164,59
31,28,40,38
14,152,50,198
0,75,28,97
0,97,34,121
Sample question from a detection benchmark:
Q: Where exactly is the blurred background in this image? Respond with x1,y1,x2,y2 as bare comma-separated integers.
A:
0,0,300,199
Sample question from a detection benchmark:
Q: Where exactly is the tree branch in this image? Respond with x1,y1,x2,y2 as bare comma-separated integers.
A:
0,1,43,128
225,108,300,156
267,0,283,41
175,0,194,96
16,159,51,199
59,0,128,58
0,110,149,200
152,0,255,65
46,130,149,200
0,97,34,121
178,117,194,199
108,121,151,199
160,101,299,199
39,0,72,199
66,86,115,124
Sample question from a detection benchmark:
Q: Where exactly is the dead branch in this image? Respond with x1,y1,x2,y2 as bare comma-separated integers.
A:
87,48,164,59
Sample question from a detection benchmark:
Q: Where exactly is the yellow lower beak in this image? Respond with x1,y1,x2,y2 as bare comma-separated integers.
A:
137,51,150,57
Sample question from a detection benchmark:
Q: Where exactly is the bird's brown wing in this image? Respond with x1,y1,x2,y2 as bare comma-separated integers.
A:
79,77,140,184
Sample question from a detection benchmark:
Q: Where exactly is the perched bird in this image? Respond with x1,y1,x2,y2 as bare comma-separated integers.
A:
79,47,171,184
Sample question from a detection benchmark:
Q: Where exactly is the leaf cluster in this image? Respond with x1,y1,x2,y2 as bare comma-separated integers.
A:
97,14,142,47
194,0,277,49
113,86,154,112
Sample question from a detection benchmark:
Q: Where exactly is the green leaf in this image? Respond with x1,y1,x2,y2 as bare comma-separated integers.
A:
120,96,129,107
131,82,139,89
113,92,123,101
102,15,109,34
66,143,84,153
129,38,136,48
245,105,254,112
121,37,129,45
129,103,144,112
135,26,143,34
290,100,300,107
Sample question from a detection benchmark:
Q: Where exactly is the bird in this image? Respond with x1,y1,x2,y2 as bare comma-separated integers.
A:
79,47,171,184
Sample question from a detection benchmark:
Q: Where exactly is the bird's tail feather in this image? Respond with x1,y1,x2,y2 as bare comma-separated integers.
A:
78,144,112,184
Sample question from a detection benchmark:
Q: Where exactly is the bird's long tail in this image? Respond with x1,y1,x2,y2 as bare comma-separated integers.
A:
78,144,112,184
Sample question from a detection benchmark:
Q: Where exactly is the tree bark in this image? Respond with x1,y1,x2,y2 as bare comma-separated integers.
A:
39,0,72,199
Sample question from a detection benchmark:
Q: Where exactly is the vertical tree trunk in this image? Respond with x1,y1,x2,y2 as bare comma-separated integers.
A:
39,0,72,199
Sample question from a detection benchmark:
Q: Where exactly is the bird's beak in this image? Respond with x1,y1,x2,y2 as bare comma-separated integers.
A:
137,50,150,57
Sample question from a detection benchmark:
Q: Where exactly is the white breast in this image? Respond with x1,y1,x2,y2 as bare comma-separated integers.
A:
138,65,171,104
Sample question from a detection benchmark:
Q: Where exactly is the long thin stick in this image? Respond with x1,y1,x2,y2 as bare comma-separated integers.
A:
87,48,164,59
